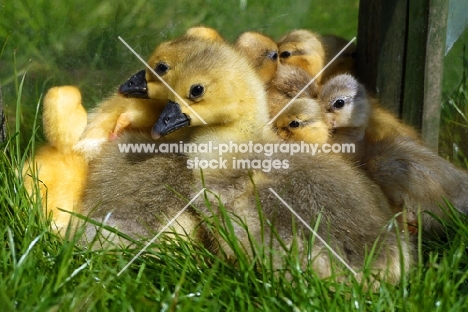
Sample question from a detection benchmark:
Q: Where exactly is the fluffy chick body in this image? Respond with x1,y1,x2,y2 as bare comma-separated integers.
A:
321,74,468,235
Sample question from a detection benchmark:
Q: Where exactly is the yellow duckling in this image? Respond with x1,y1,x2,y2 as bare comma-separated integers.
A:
23,86,88,233
235,31,279,84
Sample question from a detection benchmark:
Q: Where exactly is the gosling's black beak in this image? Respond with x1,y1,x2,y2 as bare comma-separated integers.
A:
118,69,149,98
152,101,190,139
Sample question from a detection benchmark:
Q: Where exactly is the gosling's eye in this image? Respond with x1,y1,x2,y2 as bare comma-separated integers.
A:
155,62,169,75
280,51,291,58
189,84,205,99
332,99,345,109
289,120,300,128
267,51,278,61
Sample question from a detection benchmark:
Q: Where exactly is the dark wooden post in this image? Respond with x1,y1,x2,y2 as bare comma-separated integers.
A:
356,0,408,115
356,0,449,151
421,0,449,150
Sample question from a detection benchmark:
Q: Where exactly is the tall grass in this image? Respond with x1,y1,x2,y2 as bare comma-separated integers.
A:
1,80,468,309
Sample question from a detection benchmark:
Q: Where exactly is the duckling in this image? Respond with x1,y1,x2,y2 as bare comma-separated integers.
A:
320,74,420,161
79,32,229,245
118,26,223,100
271,86,409,232
235,31,279,84
81,36,411,283
363,135,468,236
72,95,161,158
319,74,371,161
73,95,165,161
267,64,319,118
74,27,223,160
277,29,326,84
80,131,205,246
41,86,88,152
273,98,329,144
137,27,224,101
23,86,88,233
185,25,224,42
320,34,356,81
118,27,221,99
322,75,419,142
144,39,412,284
321,74,468,235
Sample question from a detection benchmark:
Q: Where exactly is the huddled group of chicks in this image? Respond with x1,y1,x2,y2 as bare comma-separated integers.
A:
24,26,468,286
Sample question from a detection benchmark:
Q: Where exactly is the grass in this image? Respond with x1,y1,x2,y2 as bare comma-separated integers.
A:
2,124,468,310
1,0,468,310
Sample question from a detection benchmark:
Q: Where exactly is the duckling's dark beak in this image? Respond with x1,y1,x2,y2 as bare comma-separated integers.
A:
118,69,149,98
152,101,190,139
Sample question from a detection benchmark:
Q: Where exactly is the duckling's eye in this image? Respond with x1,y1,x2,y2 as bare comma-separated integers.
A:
155,62,169,75
289,120,300,128
267,51,278,61
189,84,205,99
332,99,345,109
280,51,291,58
